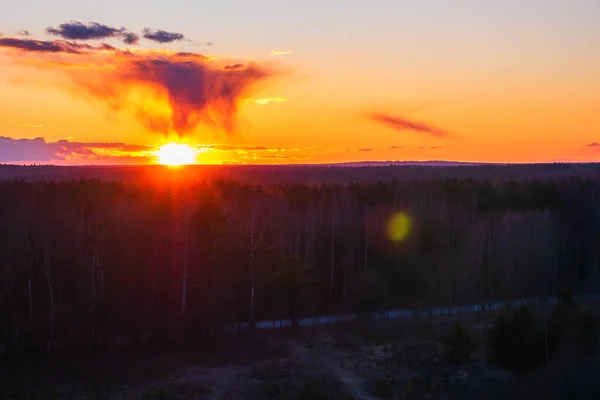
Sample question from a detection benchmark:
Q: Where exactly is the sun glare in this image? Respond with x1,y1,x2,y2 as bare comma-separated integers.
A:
156,143,197,166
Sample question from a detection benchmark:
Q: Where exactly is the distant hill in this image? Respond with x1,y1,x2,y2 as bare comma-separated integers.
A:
317,160,494,167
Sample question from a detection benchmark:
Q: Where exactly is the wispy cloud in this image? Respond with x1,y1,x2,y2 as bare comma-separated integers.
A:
252,97,286,105
270,49,293,56
0,136,155,164
389,145,443,150
199,144,291,152
358,148,373,152
16,30,30,37
369,112,449,138
189,41,214,47
192,143,314,164
584,142,600,148
16,123,44,128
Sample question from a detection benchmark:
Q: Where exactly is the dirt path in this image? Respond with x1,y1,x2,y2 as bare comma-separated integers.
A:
121,336,378,399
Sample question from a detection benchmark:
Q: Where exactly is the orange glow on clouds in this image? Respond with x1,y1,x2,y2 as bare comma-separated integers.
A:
0,38,278,138
270,50,293,56
1,16,599,166
251,97,286,105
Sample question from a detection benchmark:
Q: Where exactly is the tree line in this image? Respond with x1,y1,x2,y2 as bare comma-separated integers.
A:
0,175,599,358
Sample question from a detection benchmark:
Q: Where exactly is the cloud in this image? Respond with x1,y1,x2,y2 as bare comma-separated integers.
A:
260,154,291,159
270,50,293,56
142,28,185,43
200,144,290,152
45,21,139,45
16,30,30,36
189,41,214,47
0,35,278,137
121,31,140,45
252,97,286,105
389,145,442,150
584,142,600,147
0,37,101,54
369,112,449,137
358,148,373,152
224,63,245,71
0,136,154,163
17,123,44,128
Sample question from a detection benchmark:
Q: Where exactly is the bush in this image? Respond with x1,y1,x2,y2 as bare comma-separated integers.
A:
546,300,570,350
371,378,396,398
442,323,475,365
487,306,545,372
572,308,598,354
545,302,598,356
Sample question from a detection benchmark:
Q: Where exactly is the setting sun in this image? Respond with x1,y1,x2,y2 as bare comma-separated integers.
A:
155,143,197,166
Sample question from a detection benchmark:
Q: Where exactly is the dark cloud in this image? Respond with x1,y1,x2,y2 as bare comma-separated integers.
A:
389,146,405,149
224,63,245,71
358,148,373,152
585,142,600,147
66,56,275,136
142,28,185,43
0,37,115,54
17,30,30,36
45,21,139,45
121,31,140,45
370,112,449,137
174,52,209,60
1,31,278,137
0,136,152,163
0,37,84,53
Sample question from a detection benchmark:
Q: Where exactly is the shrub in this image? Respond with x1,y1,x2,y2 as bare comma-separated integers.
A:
371,378,396,398
545,302,598,356
487,306,545,371
572,308,598,354
442,323,475,365
546,300,570,350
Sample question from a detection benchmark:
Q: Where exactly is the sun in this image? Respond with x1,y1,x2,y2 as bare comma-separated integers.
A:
155,143,197,166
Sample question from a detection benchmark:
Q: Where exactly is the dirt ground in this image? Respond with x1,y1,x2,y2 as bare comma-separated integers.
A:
4,317,600,399
116,319,517,400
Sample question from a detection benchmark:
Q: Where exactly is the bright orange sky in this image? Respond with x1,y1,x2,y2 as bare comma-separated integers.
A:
1,1,599,165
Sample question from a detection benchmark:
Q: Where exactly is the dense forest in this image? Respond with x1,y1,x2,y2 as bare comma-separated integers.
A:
1,172,599,359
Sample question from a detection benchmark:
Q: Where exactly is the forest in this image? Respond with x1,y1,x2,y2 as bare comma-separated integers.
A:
1,169,599,359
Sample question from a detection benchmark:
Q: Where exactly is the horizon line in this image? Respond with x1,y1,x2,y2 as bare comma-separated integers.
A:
2,160,600,168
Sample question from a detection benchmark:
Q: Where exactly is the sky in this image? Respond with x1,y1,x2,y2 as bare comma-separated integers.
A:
1,0,599,165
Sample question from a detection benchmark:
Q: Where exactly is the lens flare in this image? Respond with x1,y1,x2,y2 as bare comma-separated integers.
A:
387,212,411,242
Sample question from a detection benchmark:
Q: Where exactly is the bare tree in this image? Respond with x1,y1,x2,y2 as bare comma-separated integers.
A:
233,196,281,333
